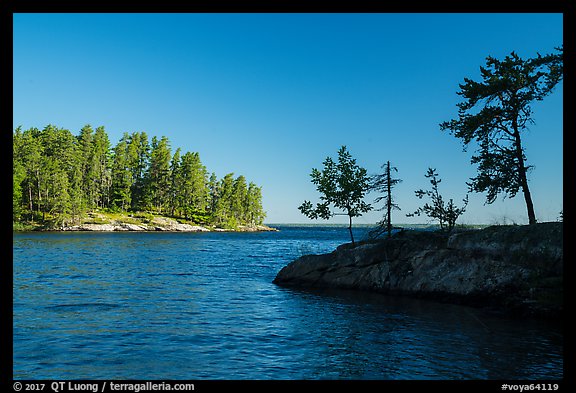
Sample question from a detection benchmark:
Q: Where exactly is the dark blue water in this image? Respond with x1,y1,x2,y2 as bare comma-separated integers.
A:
13,226,563,379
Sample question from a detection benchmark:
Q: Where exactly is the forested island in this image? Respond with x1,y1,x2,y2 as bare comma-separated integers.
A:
12,125,271,232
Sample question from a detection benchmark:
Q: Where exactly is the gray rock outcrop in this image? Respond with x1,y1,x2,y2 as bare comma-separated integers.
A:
150,217,210,232
273,222,563,317
61,218,209,232
57,215,277,232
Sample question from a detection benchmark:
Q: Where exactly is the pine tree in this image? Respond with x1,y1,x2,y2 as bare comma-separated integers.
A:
12,128,26,221
110,136,133,211
77,125,96,209
440,48,563,225
232,175,248,224
169,148,182,216
207,172,219,218
147,136,172,213
37,125,79,224
68,161,84,225
214,173,236,228
370,161,402,238
127,132,151,211
246,182,266,226
177,151,207,220
93,126,112,208
13,128,43,222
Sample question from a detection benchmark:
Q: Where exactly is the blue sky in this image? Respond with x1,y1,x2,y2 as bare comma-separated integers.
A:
12,13,563,225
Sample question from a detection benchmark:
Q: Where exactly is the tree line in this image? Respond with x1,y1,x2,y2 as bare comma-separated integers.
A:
299,48,563,244
13,125,266,228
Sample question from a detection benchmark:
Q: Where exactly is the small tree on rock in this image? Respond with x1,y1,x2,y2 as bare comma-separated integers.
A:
299,146,372,246
407,168,468,232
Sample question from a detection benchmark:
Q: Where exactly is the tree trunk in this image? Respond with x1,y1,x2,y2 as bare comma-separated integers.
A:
386,161,392,238
512,122,537,225
520,172,536,224
348,214,355,247
43,185,48,221
28,184,34,223
36,170,41,217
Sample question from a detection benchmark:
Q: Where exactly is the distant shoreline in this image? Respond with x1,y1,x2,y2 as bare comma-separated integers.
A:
266,223,490,229
14,220,515,233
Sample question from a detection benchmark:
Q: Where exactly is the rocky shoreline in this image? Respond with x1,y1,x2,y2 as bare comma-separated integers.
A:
30,213,278,233
273,222,563,318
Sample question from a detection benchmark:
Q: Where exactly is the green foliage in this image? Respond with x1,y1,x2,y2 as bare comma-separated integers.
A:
131,211,155,223
168,147,182,216
178,151,209,219
207,172,219,216
126,132,151,211
407,168,468,232
299,146,372,245
212,173,236,227
13,125,266,230
93,126,112,208
13,221,36,231
188,212,212,226
440,47,563,225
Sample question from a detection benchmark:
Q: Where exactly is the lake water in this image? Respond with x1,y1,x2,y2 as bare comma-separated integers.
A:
13,226,563,380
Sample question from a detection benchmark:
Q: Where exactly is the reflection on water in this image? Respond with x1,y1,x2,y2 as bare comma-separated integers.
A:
13,227,562,379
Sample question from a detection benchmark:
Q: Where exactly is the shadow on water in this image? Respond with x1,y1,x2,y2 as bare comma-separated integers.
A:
274,286,563,380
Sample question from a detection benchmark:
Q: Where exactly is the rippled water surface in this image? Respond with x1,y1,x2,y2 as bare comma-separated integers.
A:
13,226,563,379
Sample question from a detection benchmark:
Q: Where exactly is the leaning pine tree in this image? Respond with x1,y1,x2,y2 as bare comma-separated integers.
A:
440,47,563,225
